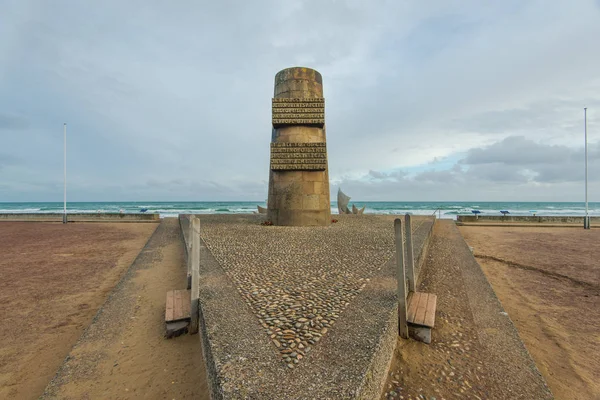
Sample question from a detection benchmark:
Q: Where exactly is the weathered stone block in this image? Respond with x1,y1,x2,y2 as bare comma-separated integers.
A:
303,194,321,210
302,171,323,182
273,171,303,183
314,181,324,194
303,182,315,194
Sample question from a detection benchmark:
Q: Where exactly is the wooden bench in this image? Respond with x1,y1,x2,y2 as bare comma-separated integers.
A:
165,216,201,339
395,215,437,344
407,292,437,343
165,289,191,338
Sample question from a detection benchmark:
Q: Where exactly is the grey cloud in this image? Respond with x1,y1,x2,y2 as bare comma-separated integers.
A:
1,1,600,201
460,136,600,183
0,153,19,168
414,169,459,184
0,113,28,130
367,170,408,180
463,136,566,165
146,178,185,188
340,136,599,200
445,97,599,137
464,163,529,183
368,170,387,179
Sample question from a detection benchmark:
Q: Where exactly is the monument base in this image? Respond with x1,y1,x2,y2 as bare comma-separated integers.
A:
267,209,330,227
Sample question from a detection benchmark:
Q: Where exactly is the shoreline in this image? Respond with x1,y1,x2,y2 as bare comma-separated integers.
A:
0,201,598,220
1,212,598,225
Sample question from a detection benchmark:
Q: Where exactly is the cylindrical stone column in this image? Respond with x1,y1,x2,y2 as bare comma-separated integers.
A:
267,67,331,226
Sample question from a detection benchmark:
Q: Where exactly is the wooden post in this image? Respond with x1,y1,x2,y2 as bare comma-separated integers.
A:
189,217,200,334
187,216,193,290
405,214,416,292
395,218,408,339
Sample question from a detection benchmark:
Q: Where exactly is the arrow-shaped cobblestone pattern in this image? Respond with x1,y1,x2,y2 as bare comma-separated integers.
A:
199,215,417,368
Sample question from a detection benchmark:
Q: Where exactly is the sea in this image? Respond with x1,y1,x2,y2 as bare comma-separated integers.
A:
0,201,598,219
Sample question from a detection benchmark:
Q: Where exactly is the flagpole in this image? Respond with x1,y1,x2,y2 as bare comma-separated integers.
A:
584,108,589,229
63,123,67,224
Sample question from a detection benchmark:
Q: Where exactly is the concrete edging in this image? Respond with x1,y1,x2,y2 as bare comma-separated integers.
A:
457,215,598,224
0,213,160,222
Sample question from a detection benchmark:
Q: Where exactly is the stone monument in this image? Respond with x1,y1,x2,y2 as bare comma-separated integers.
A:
267,67,331,226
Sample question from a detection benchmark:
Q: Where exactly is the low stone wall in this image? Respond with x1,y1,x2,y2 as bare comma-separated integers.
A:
457,215,599,224
0,213,160,222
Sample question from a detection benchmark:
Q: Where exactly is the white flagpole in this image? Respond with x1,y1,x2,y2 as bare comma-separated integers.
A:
584,108,590,229
63,123,67,224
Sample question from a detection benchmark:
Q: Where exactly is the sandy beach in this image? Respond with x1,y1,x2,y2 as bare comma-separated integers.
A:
0,222,157,399
459,226,600,400
40,218,209,400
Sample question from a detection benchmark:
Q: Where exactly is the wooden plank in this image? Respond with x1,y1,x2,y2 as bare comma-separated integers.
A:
406,292,419,322
174,290,183,321
408,292,437,328
166,290,191,323
423,293,437,328
165,290,174,322
407,292,425,324
413,292,429,326
394,218,408,339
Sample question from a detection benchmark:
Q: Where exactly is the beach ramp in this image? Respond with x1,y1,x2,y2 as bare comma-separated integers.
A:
384,220,554,399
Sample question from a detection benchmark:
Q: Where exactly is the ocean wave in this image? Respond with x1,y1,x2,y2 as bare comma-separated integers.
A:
0,208,41,212
3,202,599,220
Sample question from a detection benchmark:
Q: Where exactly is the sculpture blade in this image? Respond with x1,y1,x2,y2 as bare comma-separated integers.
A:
337,188,351,215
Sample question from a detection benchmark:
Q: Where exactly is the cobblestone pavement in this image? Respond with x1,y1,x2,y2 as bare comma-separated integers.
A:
199,214,425,368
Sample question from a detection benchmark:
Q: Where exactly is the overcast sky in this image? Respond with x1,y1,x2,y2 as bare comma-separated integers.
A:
1,0,599,202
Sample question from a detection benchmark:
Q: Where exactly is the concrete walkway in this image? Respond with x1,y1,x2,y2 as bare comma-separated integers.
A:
181,214,435,399
384,220,553,399
42,218,209,399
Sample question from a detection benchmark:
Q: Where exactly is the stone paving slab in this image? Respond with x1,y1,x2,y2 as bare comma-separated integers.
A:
181,214,434,399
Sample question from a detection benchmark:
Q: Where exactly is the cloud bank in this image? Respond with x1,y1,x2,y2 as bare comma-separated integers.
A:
1,0,599,201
